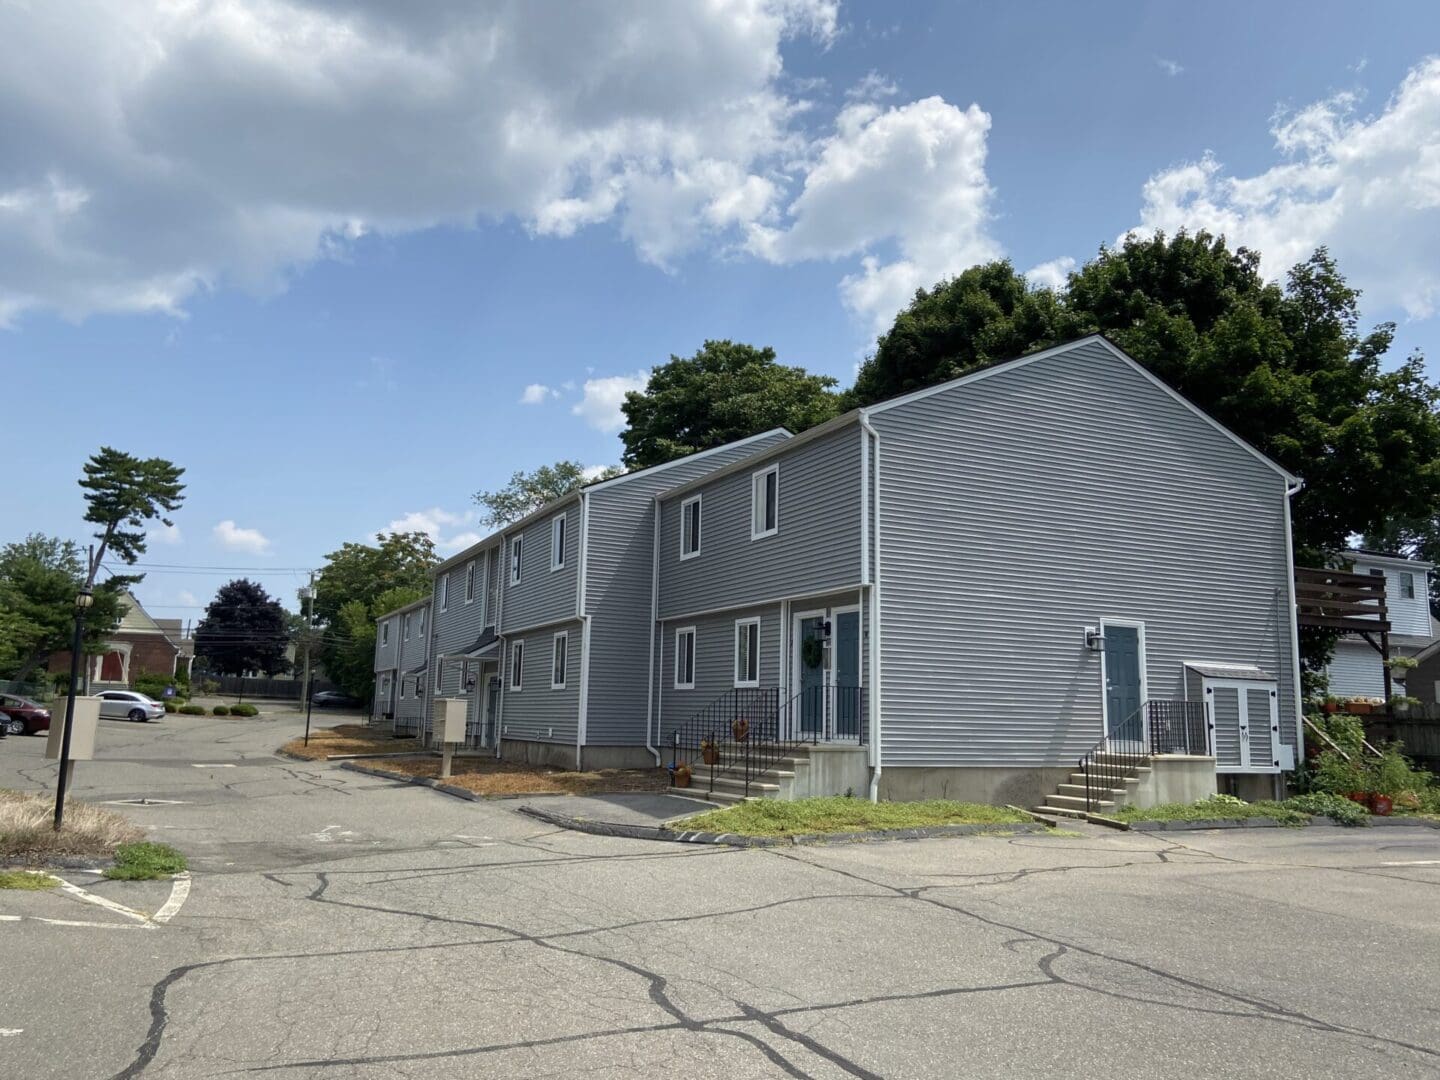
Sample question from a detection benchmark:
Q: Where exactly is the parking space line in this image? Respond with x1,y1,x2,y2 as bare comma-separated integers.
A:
151,871,191,924
51,875,153,924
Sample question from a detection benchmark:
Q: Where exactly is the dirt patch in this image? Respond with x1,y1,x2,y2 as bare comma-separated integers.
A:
280,724,421,760
0,789,144,863
379,756,668,797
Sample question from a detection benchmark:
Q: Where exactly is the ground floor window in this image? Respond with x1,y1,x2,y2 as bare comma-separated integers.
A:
734,618,760,687
510,640,525,691
551,632,568,689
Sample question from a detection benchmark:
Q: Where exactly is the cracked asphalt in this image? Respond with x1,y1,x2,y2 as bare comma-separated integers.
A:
2,711,1439,1078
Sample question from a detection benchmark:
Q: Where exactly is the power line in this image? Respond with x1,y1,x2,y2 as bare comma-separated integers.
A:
124,561,316,572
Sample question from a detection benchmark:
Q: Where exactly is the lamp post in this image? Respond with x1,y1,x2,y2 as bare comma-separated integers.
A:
53,587,94,831
300,581,316,747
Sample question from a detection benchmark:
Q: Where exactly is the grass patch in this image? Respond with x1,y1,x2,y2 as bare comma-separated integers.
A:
670,797,1031,837
280,724,421,760
0,789,144,863
104,842,187,881
1117,797,1309,827
378,756,667,797
0,870,57,890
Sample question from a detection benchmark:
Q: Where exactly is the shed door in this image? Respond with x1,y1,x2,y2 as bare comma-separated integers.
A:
1246,686,1280,770
1205,680,1279,772
1208,685,1243,769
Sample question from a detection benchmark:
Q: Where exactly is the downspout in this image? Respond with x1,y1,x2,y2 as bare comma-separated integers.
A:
859,412,883,802
1282,476,1306,797
495,542,507,759
645,498,662,765
576,493,590,771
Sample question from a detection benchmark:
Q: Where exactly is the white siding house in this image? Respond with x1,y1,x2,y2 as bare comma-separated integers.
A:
1324,551,1435,702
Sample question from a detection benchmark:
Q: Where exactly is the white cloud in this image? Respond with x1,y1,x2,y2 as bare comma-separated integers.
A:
0,0,838,324
177,589,199,607
573,372,649,433
212,520,271,554
1131,58,1440,319
385,507,480,553
846,71,899,101
748,96,1001,338
582,464,616,481
146,522,183,547
1024,256,1076,291
1156,57,1184,77
519,383,559,405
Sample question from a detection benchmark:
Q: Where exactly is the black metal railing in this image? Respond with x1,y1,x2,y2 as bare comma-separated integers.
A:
1080,699,1208,812
668,685,866,797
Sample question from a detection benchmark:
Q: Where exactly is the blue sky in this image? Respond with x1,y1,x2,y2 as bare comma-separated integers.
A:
3,1,1439,622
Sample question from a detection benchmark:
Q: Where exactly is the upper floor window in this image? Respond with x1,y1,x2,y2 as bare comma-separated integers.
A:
438,574,449,612
551,632,568,689
551,514,566,572
674,626,696,689
402,613,410,641
418,606,426,636
511,535,524,585
751,465,778,540
1401,571,1416,600
465,560,477,603
680,495,702,560
734,618,760,687
381,620,390,646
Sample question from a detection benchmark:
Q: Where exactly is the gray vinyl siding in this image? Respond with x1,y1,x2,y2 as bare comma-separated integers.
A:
657,424,863,620
580,431,790,746
657,604,781,739
394,603,431,731
500,620,582,744
870,339,1300,768
430,547,498,737
1325,640,1386,700
500,506,577,632
373,616,399,674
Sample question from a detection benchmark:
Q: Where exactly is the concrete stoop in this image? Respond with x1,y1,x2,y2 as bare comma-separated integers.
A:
669,746,810,804
1034,758,1150,821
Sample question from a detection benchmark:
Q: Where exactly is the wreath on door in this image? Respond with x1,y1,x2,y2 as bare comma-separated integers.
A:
801,637,825,669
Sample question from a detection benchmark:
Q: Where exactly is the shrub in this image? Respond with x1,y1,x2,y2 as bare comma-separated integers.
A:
1281,792,1369,826
104,842,187,881
132,673,178,700
1372,744,1433,797
211,705,230,716
179,704,205,715
163,701,178,714
1309,750,1373,795
230,703,258,717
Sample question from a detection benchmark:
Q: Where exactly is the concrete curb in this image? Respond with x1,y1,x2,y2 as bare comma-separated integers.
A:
338,760,484,801
517,804,1049,847
1111,814,1440,832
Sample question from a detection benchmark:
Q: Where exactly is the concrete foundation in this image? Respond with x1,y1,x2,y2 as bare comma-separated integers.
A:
792,746,870,799
496,739,658,770
1131,755,1217,809
1221,772,1285,801
878,766,1072,808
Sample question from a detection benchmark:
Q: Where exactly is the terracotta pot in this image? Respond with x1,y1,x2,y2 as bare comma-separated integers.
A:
1323,702,1342,714
1348,702,1372,715
701,747,719,766
1346,791,1370,805
1369,793,1393,817
731,718,750,742
673,765,692,788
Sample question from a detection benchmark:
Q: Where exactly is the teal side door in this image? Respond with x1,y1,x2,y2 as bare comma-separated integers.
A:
1104,624,1142,739
833,611,860,739
798,616,827,737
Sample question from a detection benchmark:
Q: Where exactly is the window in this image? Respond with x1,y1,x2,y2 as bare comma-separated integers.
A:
551,514,566,571
465,560,477,603
399,678,406,699
674,627,696,689
751,465,778,539
511,536,524,585
510,640,525,691
1401,572,1416,599
434,662,441,693
418,607,426,636
734,618,760,687
438,573,449,612
680,496,701,560
551,632,568,689
402,613,410,641
381,620,390,646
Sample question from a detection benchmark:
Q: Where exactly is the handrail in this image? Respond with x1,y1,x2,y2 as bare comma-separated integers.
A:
1080,699,1207,812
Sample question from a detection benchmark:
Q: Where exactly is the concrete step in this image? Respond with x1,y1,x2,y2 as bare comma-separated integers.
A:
1056,783,1126,799
707,773,782,796
1034,804,1087,819
667,785,749,805
1068,772,1141,788
1044,793,1116,811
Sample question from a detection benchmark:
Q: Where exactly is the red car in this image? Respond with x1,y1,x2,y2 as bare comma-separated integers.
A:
0,694,51,736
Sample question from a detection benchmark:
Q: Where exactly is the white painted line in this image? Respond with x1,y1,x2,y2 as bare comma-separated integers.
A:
0,1028,22,1036
50,874,153,925
191,763,237,769
151,872,191,924
1381,859,1440,866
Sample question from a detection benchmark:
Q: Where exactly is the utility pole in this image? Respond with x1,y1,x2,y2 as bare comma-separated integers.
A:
300,574,316,747
54,545,96,831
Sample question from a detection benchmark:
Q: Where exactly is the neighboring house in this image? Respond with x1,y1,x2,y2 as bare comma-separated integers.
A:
379,336,1304,805
1323,551,1434,701
1401,616,1440,714
155,619,196,679
48,590,182,689
372,596,431,735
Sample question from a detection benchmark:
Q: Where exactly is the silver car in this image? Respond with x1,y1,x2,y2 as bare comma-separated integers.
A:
97,690,165,723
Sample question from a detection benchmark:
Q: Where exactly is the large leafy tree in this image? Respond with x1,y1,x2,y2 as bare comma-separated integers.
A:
324,585,428,704
194,579,290,676
620,340,842,469
474,461,623,527
0,535,129,683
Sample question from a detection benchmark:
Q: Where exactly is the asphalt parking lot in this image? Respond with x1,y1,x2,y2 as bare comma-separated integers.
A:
1,709,1438,1079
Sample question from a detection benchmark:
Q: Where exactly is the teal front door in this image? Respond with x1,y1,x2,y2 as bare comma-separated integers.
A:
833,610,860,739
797,615,827,738
1104,624,1143,740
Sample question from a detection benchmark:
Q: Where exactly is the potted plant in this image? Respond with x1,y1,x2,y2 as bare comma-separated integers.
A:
1345,696,1374,716
672,762,692,788
1385,656,1418,682
731,716,750,742
700,738,719,766
1321,696,1345,715
1369,793,1394,816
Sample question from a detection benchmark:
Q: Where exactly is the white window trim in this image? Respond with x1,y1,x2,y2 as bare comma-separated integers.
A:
734,617,761,688
510,640,525,692
674,626,696,690
438,574,449,613
551,514,566,572
510,536,524,586
680,495,702,561
402,613,410,642
750,464,779,540
1401,571,1416,599
418,607,426,636
551,631,568,689
465,560,476,604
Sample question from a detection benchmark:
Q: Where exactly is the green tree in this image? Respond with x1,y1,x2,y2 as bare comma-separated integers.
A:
78,447,186,563
619,340,842,469
323,585,427,703
194,579,290,676
474,461,622,528
0,535,129,682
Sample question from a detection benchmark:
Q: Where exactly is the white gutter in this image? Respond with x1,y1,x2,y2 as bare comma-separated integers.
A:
645,501,662,765
859,412,883,802
576,492,590,771
1283,477,1306,773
